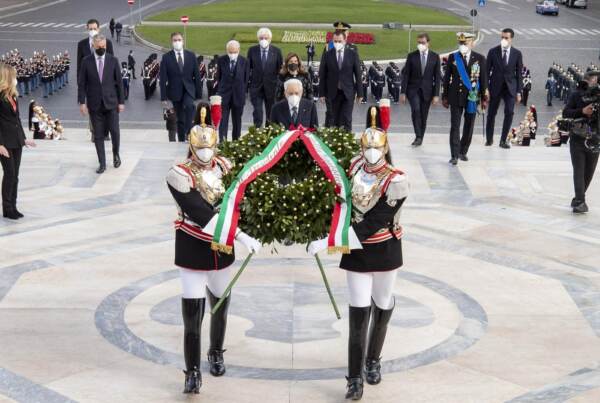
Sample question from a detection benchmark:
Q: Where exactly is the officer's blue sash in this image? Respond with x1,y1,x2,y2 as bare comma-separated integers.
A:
454,51,479,114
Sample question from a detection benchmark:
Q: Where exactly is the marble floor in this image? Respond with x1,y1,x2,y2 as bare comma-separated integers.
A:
1,128,600,403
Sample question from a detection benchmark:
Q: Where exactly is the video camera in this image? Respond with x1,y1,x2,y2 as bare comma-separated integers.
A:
570,72,600,152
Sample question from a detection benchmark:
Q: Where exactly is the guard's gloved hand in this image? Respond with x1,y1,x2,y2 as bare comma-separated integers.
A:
236,231,262,254
307,238,328,256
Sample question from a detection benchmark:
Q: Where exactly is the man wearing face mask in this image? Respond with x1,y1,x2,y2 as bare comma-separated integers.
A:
442,32,488,165
78,35,125,174
166,103,261,394
270,78,318,130
159,32,203,143
247,28,283,128
308,102,409,400
216,40,249,141
400,32,441,147
485,28,523,149
319,29,363,132
76,19,114,77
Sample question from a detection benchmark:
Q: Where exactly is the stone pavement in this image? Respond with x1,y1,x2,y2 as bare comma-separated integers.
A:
1,129,600,402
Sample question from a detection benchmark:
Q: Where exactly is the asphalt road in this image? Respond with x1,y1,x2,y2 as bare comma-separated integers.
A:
1,0,598,136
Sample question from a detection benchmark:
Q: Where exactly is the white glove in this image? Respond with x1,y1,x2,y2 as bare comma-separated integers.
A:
308,238,328,255
236,231,262,254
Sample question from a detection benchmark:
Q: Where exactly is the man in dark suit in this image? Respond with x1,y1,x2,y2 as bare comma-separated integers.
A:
217,40,250,141
319,30,363,132
159,32,202,142
270,78,318,130
247,27,283,128
76,19,114,77
78,34,125,174
401,32,441,146
442,32,488,165
485,28,523,148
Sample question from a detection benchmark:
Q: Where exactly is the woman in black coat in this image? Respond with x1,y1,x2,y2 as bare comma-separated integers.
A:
0,64,36,219
274,52,313,102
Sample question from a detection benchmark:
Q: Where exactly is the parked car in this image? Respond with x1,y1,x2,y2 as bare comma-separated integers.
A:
556,0,587,9
536,0,559,15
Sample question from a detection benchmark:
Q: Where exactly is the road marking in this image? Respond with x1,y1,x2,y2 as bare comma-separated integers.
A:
541,29,556,35
530,29,544,35
63,23,76,28
10,23,24,27
551,29,564,35
592,29,600,35
74,24,86,28
41,22,56,27
52,23,65,28
481,29,491,35
571,29,587,35
559,28,577,35
580,29,597,35
513,29,522,35
0,3,30,13
0,0,68,20
31,22,44,27
20,22,35,27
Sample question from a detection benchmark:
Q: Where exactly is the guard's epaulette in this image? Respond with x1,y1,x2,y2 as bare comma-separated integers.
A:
348,155,364,176
166,163,194,193
383,168,409,201
214,155,233,174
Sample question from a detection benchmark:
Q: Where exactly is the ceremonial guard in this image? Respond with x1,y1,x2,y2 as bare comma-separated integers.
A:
385,62,402,103
360,61,369,104
197,55,207,99
309,62,320,101
521,66,532,106
166,103,261,394
121,62,131,101
309,101,409,400
442,32,488,164
206,55,219,98
369,61,385,103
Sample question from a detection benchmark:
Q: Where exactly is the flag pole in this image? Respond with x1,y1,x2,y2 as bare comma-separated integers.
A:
211,252,254,314
315,253,341,319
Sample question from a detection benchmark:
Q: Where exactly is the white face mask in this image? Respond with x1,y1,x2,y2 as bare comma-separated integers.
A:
417,43,427,52
172,40,183,51
228,53,238,61
500,38,509,49
459,44,469,55
195,148,214,163
363,148,384,165
259,39,270,49
88,29,98,38
333,42,344,52
287,94,300,108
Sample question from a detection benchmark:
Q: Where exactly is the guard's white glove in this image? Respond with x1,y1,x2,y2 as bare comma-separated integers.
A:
308,238,328,255
236,231,262,254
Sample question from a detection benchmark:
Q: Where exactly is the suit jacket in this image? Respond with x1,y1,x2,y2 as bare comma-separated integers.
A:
270,98,318,129
442,51,488,107
486,45,523,97
76,37,114,76
77,53,124,111
247,45,283,96
318,47,363,100
159,49,202,102
216,55,250,108
128,54,136,67
401,49,441,100
0,96,26,148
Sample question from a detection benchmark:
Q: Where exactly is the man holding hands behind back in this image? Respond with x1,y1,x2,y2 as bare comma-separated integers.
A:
160,32,202,142
400,32,441,147
78,34,124,174
485,28,523,149
319,29,362,132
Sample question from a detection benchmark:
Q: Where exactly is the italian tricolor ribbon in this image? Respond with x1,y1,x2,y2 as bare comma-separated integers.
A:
207,127,352,254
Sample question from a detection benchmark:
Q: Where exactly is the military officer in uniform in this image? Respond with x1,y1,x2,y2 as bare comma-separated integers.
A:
369,61,385,103
385,62,402,103
442,32,488,164
360,61,369,104
166,103,261,394
309,103,409,401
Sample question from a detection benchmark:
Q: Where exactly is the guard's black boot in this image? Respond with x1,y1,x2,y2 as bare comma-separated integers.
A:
207,288,230,377
345,305,370,400
365,298,395,385
182,298,205,394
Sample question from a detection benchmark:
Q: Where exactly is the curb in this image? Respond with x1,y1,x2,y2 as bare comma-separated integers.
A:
132,25,169,53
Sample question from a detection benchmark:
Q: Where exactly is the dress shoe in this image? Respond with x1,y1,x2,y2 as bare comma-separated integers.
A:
449,158,458,165
411,138,423,147
499,141,511,149
345,376,364,400
114,154,121,168
458,154,468,161
2,209,20,220
485,140,493,146
96,165,106,174
573,202,589,214
14,209,24,218
571,198,580,208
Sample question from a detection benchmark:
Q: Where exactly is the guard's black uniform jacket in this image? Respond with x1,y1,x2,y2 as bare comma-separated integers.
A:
166,156,235,271
340,156,409,272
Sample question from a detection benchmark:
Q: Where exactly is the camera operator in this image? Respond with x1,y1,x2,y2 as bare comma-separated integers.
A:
563,71,600,214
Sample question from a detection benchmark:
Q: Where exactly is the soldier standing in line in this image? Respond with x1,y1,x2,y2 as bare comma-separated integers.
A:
369,61,385,103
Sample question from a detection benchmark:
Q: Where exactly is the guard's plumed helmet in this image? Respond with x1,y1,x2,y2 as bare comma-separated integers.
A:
189,106,217,152
360,99,391,149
